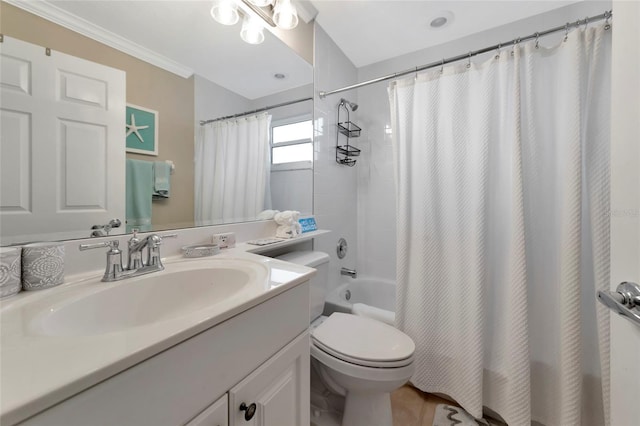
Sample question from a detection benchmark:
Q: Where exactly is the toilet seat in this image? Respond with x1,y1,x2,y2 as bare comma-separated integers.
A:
311,313,415,368
312,339,413,368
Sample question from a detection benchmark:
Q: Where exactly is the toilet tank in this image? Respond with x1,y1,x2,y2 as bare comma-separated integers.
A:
276,251,330,322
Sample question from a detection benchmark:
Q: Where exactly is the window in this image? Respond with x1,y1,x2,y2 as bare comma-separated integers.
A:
271,118,313,166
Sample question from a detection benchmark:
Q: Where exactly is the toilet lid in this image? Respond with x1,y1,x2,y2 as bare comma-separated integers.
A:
311,313,415,365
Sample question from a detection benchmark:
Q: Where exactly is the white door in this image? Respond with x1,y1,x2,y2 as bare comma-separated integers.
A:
0,36,125,244
228,332,310,426
609,2,640,425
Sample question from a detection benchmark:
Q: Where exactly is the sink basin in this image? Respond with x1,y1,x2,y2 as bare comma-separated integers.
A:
29,259,268,337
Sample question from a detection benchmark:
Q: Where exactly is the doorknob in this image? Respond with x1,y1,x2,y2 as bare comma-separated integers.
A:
597,281,640,327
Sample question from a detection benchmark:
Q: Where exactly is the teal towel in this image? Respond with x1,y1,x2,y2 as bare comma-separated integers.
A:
153,161,171,199
126,159,153,230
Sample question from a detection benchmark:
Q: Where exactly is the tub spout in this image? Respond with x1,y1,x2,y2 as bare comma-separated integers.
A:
341,267,357,279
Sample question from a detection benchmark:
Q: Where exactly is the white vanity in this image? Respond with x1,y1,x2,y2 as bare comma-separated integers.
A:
0,250,314,426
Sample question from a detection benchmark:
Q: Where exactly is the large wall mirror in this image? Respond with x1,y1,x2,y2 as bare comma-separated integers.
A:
0,1,313,245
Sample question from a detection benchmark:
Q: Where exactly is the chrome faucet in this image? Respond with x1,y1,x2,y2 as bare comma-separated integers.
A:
340,267,357,279
80,231,177,282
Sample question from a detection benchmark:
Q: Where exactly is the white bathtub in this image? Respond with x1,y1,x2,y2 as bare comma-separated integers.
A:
324,278,396,325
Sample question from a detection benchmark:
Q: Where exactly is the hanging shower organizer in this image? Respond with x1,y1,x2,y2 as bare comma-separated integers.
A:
336,101,361,166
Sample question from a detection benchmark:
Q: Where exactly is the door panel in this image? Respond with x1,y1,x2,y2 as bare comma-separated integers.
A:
229,332,309,426
0,36,125,243
0,109,31,213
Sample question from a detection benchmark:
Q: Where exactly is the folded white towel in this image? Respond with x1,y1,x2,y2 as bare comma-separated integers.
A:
275,223,302,239
274,210,300,226
257,209,279,220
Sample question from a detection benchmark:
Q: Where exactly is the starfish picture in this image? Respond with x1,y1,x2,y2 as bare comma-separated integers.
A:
126,113,149,143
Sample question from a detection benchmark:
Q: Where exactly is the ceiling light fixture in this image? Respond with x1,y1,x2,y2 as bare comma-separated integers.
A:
247,0,273,7
210,0,240,25
209,0,299,45
240,15,265,45
273,0,298,30
239,0,276,27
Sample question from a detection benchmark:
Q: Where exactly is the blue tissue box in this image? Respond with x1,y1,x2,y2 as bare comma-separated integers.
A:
299,217,317,233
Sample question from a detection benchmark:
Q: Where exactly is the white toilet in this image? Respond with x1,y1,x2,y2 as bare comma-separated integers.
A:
276,251,415,426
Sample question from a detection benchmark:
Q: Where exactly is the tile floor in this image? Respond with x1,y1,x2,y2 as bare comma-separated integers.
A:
391,384,460,426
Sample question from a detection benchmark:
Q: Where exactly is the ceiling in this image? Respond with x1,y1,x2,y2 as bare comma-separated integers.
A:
24,1,586,98
311,0,582,67
46,1,313,100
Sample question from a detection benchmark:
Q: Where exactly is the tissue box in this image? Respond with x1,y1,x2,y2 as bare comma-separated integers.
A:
298,217,317,233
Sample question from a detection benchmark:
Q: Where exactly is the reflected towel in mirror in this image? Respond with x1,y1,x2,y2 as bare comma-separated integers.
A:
126,159,153,231
153,161,171,199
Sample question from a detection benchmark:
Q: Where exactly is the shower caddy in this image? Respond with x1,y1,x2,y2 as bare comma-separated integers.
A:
336,101,361,166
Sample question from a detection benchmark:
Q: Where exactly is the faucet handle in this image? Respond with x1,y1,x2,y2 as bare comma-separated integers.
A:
127,229,145,270
148,233,178,248
157,233,178,242
145,234,177,270
79,240,124,282
79,240,120,252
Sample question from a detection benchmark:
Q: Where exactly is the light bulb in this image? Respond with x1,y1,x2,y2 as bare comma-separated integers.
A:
273,0,298,30
240,15,265,45
210,0,239,25
247,0,273,6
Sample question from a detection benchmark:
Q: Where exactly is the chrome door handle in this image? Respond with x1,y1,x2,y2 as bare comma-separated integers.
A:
597,281,640,327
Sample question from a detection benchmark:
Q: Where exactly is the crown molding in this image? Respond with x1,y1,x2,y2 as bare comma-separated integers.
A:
3,0,194,79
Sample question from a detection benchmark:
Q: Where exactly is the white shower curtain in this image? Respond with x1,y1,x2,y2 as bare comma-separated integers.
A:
195,113,272,225
390,25,611,426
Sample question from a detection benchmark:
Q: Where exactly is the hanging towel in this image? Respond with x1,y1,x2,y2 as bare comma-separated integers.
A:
126,159,153,231
152,161,171,199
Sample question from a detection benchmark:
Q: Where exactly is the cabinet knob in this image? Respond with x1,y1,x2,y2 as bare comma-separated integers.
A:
239,402,257,421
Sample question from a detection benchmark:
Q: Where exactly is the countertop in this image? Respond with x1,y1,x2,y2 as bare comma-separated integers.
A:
0,249,316,425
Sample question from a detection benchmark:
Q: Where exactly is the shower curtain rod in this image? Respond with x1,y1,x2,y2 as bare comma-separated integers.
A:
318,10,612,99
199,97,313,125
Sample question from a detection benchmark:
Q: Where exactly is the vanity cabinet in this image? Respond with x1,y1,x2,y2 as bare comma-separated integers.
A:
18,283,310,426
186,394,228,426
186,332,309,426
228,331,309,426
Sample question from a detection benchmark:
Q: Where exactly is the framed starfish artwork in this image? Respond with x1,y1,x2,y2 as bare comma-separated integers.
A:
125,104,158,156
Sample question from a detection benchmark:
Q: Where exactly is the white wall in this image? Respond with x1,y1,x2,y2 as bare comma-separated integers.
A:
252,83,313,122
354,1,611,282
313,25,359,293
609,1,640,424
194,75,252,126
270,168,313,215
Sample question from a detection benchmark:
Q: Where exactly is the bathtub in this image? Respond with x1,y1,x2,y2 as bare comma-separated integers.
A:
324,278,396,325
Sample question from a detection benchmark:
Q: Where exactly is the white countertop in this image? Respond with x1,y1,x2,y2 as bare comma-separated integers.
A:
0,250,315,425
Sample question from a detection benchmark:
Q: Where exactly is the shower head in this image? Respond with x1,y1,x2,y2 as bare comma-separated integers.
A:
340,98,358,111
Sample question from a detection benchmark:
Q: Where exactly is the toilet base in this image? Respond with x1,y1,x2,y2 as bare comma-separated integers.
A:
342,391,392,426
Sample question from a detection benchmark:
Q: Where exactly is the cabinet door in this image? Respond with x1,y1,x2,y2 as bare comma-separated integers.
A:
186,394,228,426
229,331,309,426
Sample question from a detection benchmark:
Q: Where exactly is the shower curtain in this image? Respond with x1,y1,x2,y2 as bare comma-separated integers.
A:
390,25,611,426
195,113,272,225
